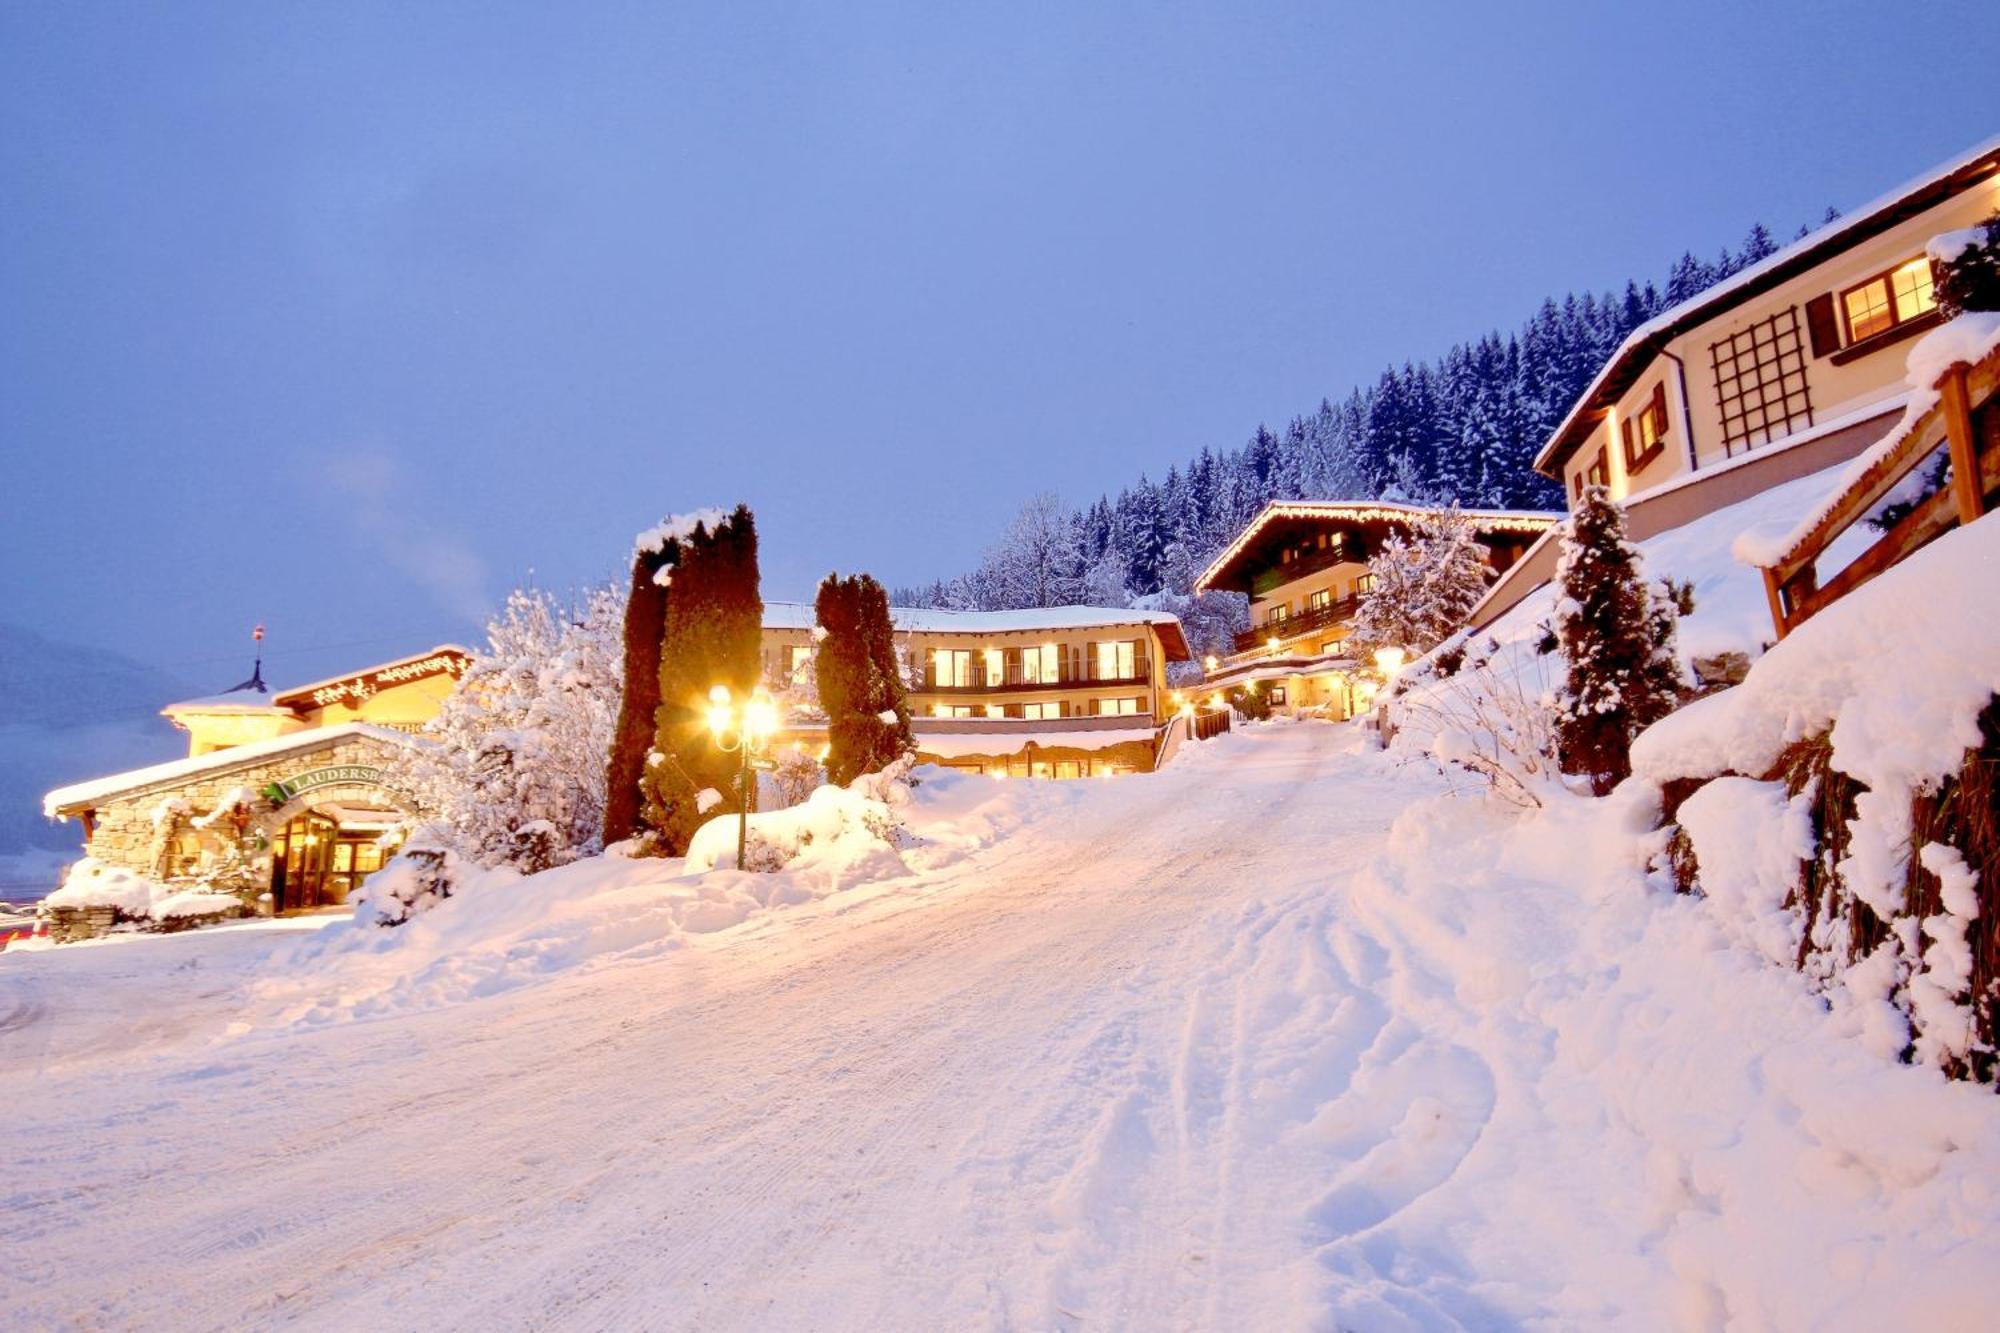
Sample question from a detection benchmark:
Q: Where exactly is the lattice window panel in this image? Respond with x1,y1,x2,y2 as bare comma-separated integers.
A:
1709,307,1814,455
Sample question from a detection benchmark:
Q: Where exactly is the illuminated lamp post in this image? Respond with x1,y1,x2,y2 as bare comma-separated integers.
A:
705,684,780,869
1372,646,1407,678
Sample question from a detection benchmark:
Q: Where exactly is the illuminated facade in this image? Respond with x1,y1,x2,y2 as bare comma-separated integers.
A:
1193,502,1557,717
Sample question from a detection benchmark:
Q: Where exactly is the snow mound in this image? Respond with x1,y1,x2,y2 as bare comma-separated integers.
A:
244,764,1068,1028
42,857,239,923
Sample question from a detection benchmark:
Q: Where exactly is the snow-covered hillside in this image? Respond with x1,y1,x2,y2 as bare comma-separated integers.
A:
4,724,1993,1330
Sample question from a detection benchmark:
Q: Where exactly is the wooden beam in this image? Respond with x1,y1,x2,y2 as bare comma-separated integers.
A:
1941,364,1986,526
1762,566,1791,641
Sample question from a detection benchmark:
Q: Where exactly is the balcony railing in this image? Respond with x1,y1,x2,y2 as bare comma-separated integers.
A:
1232,596,1358,653
915,657,1154,693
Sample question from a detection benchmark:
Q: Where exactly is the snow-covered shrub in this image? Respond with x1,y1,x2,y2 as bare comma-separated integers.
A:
1395,641,1563,808
394,583,624,870
764,743,825,809
1554,486,1686,795
352,834,460,928
685,758,911,885
1930,213,2000,319
39,858,240,938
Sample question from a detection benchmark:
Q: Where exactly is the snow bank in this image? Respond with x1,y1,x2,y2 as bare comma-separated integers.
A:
1321,781,2000,1329
42,857,239,924
245,764,1072,1027
1633,513,2000,794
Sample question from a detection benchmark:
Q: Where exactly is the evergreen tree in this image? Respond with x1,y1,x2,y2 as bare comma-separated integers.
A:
815,573,915,785
1552,487,1685,795
603,522,688,846
638,506,763,855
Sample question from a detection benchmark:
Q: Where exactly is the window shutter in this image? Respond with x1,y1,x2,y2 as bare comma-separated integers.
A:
1620,417,1636,464
1650,381,1669,435
1805,293,1840,358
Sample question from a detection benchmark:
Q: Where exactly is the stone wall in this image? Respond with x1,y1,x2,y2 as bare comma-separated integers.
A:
69,730,416,921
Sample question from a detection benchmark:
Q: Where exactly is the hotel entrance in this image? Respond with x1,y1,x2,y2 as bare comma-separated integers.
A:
269,805,403,911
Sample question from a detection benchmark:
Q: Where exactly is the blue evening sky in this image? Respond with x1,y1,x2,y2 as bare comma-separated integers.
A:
4,1,1996,690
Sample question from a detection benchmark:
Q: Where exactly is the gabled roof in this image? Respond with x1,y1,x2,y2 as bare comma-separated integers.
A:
1533,133,2000,478
761,602,1194,661
269,644,475,712
44,723,417,818
1193,500,1560,596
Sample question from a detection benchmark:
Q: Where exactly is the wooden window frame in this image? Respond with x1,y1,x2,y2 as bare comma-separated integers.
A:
1837,257,1938,347
1621,382,1670,474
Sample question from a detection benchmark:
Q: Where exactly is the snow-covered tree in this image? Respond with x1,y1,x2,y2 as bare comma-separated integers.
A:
1347,507,1493,664
396,584,625,869
815,572,915,786
1553,486,1686,795
640,505,763,856
982,492,1082,609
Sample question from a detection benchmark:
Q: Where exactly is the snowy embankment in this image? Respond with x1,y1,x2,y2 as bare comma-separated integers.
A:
5,725,1997,1329
243,764,1073,1029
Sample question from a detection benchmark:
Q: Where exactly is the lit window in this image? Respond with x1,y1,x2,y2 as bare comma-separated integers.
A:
931,648,972,688
1094,696,1141,716
1306,589,1331,613
1841,258,1935,344
1621,382,1670,471
1093,639,1138,681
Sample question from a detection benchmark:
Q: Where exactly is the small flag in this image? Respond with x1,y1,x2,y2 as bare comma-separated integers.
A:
253,624,266,643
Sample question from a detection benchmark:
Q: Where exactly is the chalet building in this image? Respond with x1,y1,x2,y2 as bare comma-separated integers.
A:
1193,501,1556,717
1474,134,2000,631
759,602,1195,777
44,646,472,918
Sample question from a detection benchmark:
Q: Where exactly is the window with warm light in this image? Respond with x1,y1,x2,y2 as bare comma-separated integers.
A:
1094,696,1141,716
1093,639,1137,681
931,648,972,688
1621,382,1670,471
1840,257,1936,344
1306,588,1331,613
1021,700,1063,720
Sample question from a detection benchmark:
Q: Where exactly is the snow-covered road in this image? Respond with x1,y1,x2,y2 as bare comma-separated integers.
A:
4,725,1995,1330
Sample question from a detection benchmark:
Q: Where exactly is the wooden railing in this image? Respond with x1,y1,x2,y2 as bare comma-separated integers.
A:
1232,596,1359,653
1192,708,1231,741
1757,343,2000,639
917,657,1153,693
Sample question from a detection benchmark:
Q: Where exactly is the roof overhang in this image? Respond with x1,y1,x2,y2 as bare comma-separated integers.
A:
271,644,475,712
44,723,419,820
1194,500,1560,596
1533,135,2000,479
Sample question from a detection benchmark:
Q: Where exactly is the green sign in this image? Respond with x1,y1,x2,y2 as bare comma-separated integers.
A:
261,765,390,805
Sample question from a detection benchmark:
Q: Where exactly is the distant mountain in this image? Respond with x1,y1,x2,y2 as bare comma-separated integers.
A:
0,623,194,861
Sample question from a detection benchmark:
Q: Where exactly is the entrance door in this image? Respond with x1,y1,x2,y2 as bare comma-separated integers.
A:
270,812,338,911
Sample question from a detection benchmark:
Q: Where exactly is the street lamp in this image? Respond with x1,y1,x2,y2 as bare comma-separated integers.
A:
1372,646,1407,677
705,684,780,869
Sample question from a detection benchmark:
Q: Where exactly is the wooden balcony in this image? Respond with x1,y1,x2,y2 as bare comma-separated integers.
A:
1754,339,1999,639
1231,596,1358,654
1249,542,1366,596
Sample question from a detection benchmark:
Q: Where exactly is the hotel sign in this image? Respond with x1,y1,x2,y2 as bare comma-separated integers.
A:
277,650,471,710
260,765,391,805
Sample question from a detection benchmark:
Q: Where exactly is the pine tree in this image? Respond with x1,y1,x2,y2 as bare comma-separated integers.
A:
815,573,915,786
1552,487,1686,795
638,506,763,855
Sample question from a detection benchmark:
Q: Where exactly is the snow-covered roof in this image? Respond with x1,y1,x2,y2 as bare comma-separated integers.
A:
43,723,417,818
269,644,475,711
1534,133,2000,477
160,692,288,717
1194,499,1561,596
762,601,1192,658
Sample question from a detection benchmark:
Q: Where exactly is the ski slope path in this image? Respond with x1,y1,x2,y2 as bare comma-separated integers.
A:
3,725,1994,1330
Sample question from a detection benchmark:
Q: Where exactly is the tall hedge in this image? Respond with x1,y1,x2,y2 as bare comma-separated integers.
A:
602,533,683,847
815,573,915,786
639,505,763,854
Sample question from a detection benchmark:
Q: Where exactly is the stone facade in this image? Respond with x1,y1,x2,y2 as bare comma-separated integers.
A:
52,729,418,938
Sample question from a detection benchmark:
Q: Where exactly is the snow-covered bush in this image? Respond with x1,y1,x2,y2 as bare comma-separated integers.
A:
1930,213,2000,318
685,755,915,885
394,583,624,870
1394,639,1563,807
352,835,461,928
40,858,240,937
